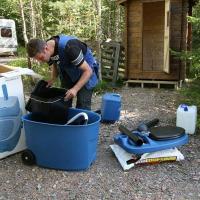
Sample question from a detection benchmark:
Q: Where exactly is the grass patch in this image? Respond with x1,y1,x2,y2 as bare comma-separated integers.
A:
7,58,27,67
7,58,53,92
94,79,124,94
17,46,27,57
94,80,111,93
178,79,200,128
8,58,50,79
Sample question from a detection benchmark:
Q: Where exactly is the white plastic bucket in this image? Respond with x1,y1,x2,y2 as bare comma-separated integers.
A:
176,104,197,134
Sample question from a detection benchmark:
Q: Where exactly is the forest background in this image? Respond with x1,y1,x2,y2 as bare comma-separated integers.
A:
0,0,200,127
0,0,124,54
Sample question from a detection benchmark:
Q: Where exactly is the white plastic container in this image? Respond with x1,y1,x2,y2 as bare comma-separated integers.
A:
0,65,41,159
176,104,197,134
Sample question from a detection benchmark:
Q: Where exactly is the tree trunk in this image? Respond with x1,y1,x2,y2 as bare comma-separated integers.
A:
115,6,121,41
30,0,37,38
92,0,102,81
19,0,31,69
34,0,44,39
187,2,192,51
179,0,188,80
186,0,193,78
19,0,28,44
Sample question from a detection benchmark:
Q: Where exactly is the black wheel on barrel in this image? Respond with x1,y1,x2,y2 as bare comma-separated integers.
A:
21,150,36,165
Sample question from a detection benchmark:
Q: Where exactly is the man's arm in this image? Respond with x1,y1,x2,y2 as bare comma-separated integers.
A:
47,64,58,87
64,61,92,101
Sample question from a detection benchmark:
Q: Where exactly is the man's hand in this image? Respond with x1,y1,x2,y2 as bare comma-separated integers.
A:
46,79,55,87
64,87,78,101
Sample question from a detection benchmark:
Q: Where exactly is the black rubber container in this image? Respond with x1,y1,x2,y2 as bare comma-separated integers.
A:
26,80,70,124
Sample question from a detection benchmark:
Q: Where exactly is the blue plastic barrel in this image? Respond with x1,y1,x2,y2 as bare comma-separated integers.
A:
22,108,101,171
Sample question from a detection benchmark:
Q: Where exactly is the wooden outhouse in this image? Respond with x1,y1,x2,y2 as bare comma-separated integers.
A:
117,0,195,83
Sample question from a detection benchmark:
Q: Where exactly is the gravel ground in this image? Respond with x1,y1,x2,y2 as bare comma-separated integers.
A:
0,86,200,200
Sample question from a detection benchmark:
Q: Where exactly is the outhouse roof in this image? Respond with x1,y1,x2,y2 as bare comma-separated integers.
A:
117,0,199,6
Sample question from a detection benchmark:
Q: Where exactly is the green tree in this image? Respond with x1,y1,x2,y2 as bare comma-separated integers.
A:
0,0,125,50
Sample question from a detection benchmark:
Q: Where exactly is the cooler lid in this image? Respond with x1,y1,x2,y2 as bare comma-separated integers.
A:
0,96,20,116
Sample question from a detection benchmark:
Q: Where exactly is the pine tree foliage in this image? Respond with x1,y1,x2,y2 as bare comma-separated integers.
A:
0,0,125,44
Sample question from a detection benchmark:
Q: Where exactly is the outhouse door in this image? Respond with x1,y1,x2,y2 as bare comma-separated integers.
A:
142,0,170,73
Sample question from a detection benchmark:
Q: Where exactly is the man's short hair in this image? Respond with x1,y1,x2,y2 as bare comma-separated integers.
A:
26,39,46,57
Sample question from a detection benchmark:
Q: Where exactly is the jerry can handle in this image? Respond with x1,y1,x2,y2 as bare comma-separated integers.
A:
112,94,120,97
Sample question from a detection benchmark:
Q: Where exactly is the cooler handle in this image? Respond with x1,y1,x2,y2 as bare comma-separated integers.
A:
2,84,8,100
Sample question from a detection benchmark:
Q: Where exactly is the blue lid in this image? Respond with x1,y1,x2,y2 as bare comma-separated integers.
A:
180,104,188,111
103,93,121,102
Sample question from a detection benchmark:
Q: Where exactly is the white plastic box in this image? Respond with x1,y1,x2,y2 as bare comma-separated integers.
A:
176,104,197,135
0,65,40,159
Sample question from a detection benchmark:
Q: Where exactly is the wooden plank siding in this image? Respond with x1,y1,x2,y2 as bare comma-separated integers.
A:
124,2,128,78
142,1,164,72
127,0,143,77
119,0,188,81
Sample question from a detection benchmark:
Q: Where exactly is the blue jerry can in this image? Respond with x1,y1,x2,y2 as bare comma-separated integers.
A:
101,93,121,122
